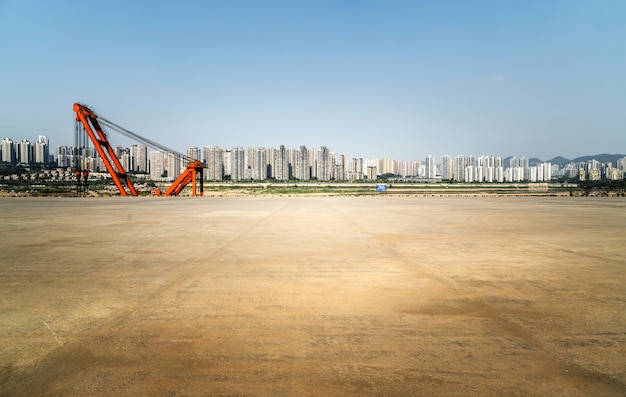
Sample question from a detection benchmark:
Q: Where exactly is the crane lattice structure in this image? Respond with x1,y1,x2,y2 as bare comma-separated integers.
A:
73,103,203,196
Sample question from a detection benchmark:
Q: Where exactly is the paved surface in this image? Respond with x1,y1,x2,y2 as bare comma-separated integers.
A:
1,196,625,396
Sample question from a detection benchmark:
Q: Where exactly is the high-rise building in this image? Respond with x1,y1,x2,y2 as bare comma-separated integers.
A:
351,157,364,180
367,165,377,180
150,151,165,180
495,165,504,182
222,150,232,178
441,155,453,180
425,155,436,179
307,147,316,179
248,147,267,180
287,148,298,179
475,166,484,182
541,162,552,181
55,145,70,167
453,155,466,182
295,146,310,180
120,148,131,172
413,160,421,177
484,166,494,183
246,147,254,176
465,155,478,182
477,156,494,183
18,139,32,164
75,146,96,172
114,146,124,161
464,165,475,182
35,135,50,164
587,159,600,174
231,146,245,181
187,146,201,162
395,160,412,177
203,146,223,180
164,151,181,180
186,146,202,185
1,138,15,163
316,146,332,180
274,145,289,181
618,156,626,172
379,158,395,175
265,147,276,179
493,157,504,182
503,167,512,182
336,154,348,181
131,145,148,173
520,157,530,180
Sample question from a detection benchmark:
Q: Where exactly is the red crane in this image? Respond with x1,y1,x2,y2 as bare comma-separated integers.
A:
73,103,204,196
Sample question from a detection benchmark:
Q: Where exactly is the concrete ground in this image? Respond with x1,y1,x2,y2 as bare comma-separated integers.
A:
0,196,625,396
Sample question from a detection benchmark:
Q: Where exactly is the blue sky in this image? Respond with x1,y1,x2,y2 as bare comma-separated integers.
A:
1,0,625,161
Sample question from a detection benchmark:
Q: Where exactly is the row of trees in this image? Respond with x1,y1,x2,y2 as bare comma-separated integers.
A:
579,179,626,196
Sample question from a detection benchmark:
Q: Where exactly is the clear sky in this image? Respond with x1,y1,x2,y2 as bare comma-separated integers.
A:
1,0,625,161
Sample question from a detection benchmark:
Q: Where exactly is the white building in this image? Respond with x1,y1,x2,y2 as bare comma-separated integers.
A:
248,147,267,180
425,155,436,179
230,146,245,181
131,145,149,173
295,146,309,180
18,139,31,164
203,146,223,180
186,146,201,162
274,145,289,181
35,135,50,164
149,151,165,180
336,154,349,181
351,157,364,180
1,138,15,163
441,155,453,180
464,165,475,183
453,155,466,182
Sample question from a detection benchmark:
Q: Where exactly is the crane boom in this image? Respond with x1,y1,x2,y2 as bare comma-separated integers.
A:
73,103,204,197
164,160,204,196
73,103,138,196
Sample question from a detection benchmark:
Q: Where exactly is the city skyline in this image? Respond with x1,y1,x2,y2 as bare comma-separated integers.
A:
1,2,625,161
3,134,625,184
2,132,624,166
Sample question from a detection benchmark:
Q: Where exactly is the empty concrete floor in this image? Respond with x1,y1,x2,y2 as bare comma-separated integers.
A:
1,196,625,396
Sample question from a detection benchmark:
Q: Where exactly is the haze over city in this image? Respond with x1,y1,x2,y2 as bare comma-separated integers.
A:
1,1,625,161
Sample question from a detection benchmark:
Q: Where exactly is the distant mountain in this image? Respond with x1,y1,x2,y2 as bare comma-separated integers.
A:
571,154,625,165
546,156,571,167
499,154,625,167
547,154,625,167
